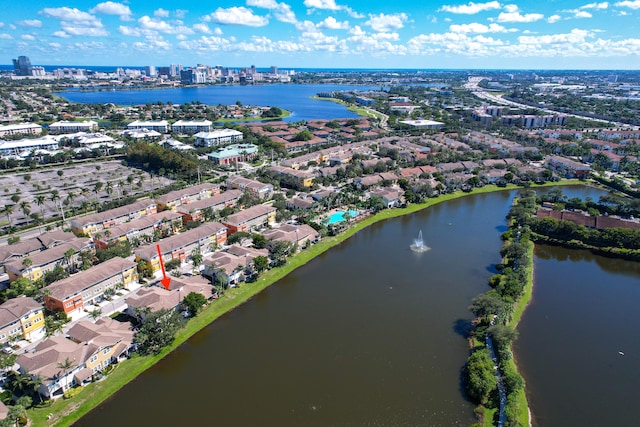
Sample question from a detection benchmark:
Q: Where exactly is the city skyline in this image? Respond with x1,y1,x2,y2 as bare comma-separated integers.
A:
1,1,640,69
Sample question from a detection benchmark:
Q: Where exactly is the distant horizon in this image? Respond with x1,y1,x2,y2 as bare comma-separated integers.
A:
2,64,639,73
2,1,640,70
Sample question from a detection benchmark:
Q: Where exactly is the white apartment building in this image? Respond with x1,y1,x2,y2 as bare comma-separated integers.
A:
194,129,244,147
49,120,98,134
171,120,212,134
0,123,42,137
127,120,170,133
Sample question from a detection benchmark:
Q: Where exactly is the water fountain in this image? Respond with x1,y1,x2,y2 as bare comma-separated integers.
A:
410,230,430,253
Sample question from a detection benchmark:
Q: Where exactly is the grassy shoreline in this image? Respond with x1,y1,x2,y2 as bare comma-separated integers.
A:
310,96,386,120
30,181,581,426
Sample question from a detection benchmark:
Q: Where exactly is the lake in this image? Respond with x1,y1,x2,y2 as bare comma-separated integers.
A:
74,186,638,427
56,84,377,122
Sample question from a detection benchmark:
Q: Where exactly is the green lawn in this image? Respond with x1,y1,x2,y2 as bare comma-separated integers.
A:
213,109,291,123
29,181,586,426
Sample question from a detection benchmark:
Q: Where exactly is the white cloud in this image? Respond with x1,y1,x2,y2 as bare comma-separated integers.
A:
615,0,640,8
205,7,269,27
21,34,36,40
49,42,62,48
118,26,141,36
154,8,170,18
439,1,502,14
137,16,194,35
317,16,349,29
304,0,340,10
90,2,132,20
176,10,188,19
193,23,211,33
547,14,561,23
247,0,297,24
0,23,4,28
16,20,43,28
574,10,593,17
303,0,363,18
365,13,408,32
0,34,12,40
449,22,511,33
581,2,609,9
53,30,71,38
41,7,99,23
62,26,109,36
497,6,544,22
518,28,592,45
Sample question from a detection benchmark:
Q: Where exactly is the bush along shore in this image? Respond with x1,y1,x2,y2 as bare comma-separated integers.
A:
465,189,537,427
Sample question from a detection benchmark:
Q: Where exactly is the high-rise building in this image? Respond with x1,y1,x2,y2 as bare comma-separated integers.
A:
145,65,157,77
270,65,278,75
12,56,32,76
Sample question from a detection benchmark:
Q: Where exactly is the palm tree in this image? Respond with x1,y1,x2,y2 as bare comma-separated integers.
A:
21,257,33,275
34,194,46,220
56,357,76,393
2,204,14,228
93,181,103,205
105,181,114,198
63,248,76,273
19,201,31,225
89,308,102,321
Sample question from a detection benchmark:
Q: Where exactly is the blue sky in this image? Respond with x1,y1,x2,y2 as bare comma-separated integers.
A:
1,1,639,69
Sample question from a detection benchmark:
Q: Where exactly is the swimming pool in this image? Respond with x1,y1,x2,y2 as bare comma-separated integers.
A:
327,209,359,225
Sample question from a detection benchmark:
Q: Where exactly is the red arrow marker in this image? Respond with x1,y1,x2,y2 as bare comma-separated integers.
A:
156,244,171,290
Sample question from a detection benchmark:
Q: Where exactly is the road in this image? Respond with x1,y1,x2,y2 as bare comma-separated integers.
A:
465,77,636,129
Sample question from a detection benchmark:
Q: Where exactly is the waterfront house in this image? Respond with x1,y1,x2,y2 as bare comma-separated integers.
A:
262,224,320,248
0,296,45,344
126,276,213,318
202,245,269,286
17,318,135,399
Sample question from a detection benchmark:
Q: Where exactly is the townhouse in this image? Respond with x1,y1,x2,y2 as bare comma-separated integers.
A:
545,155,591,179
225,176,273,199
92,211,183,250
203,245,269,286
135,222,227,273
70,200,158,237
17,318,135,399
0,296,45,344
155,183,221,211
126,276,213,318
44,256,138,319
262,224,320,248
177,189,242,222
5,238,93,283
266,165,315,188
221,205,277,235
